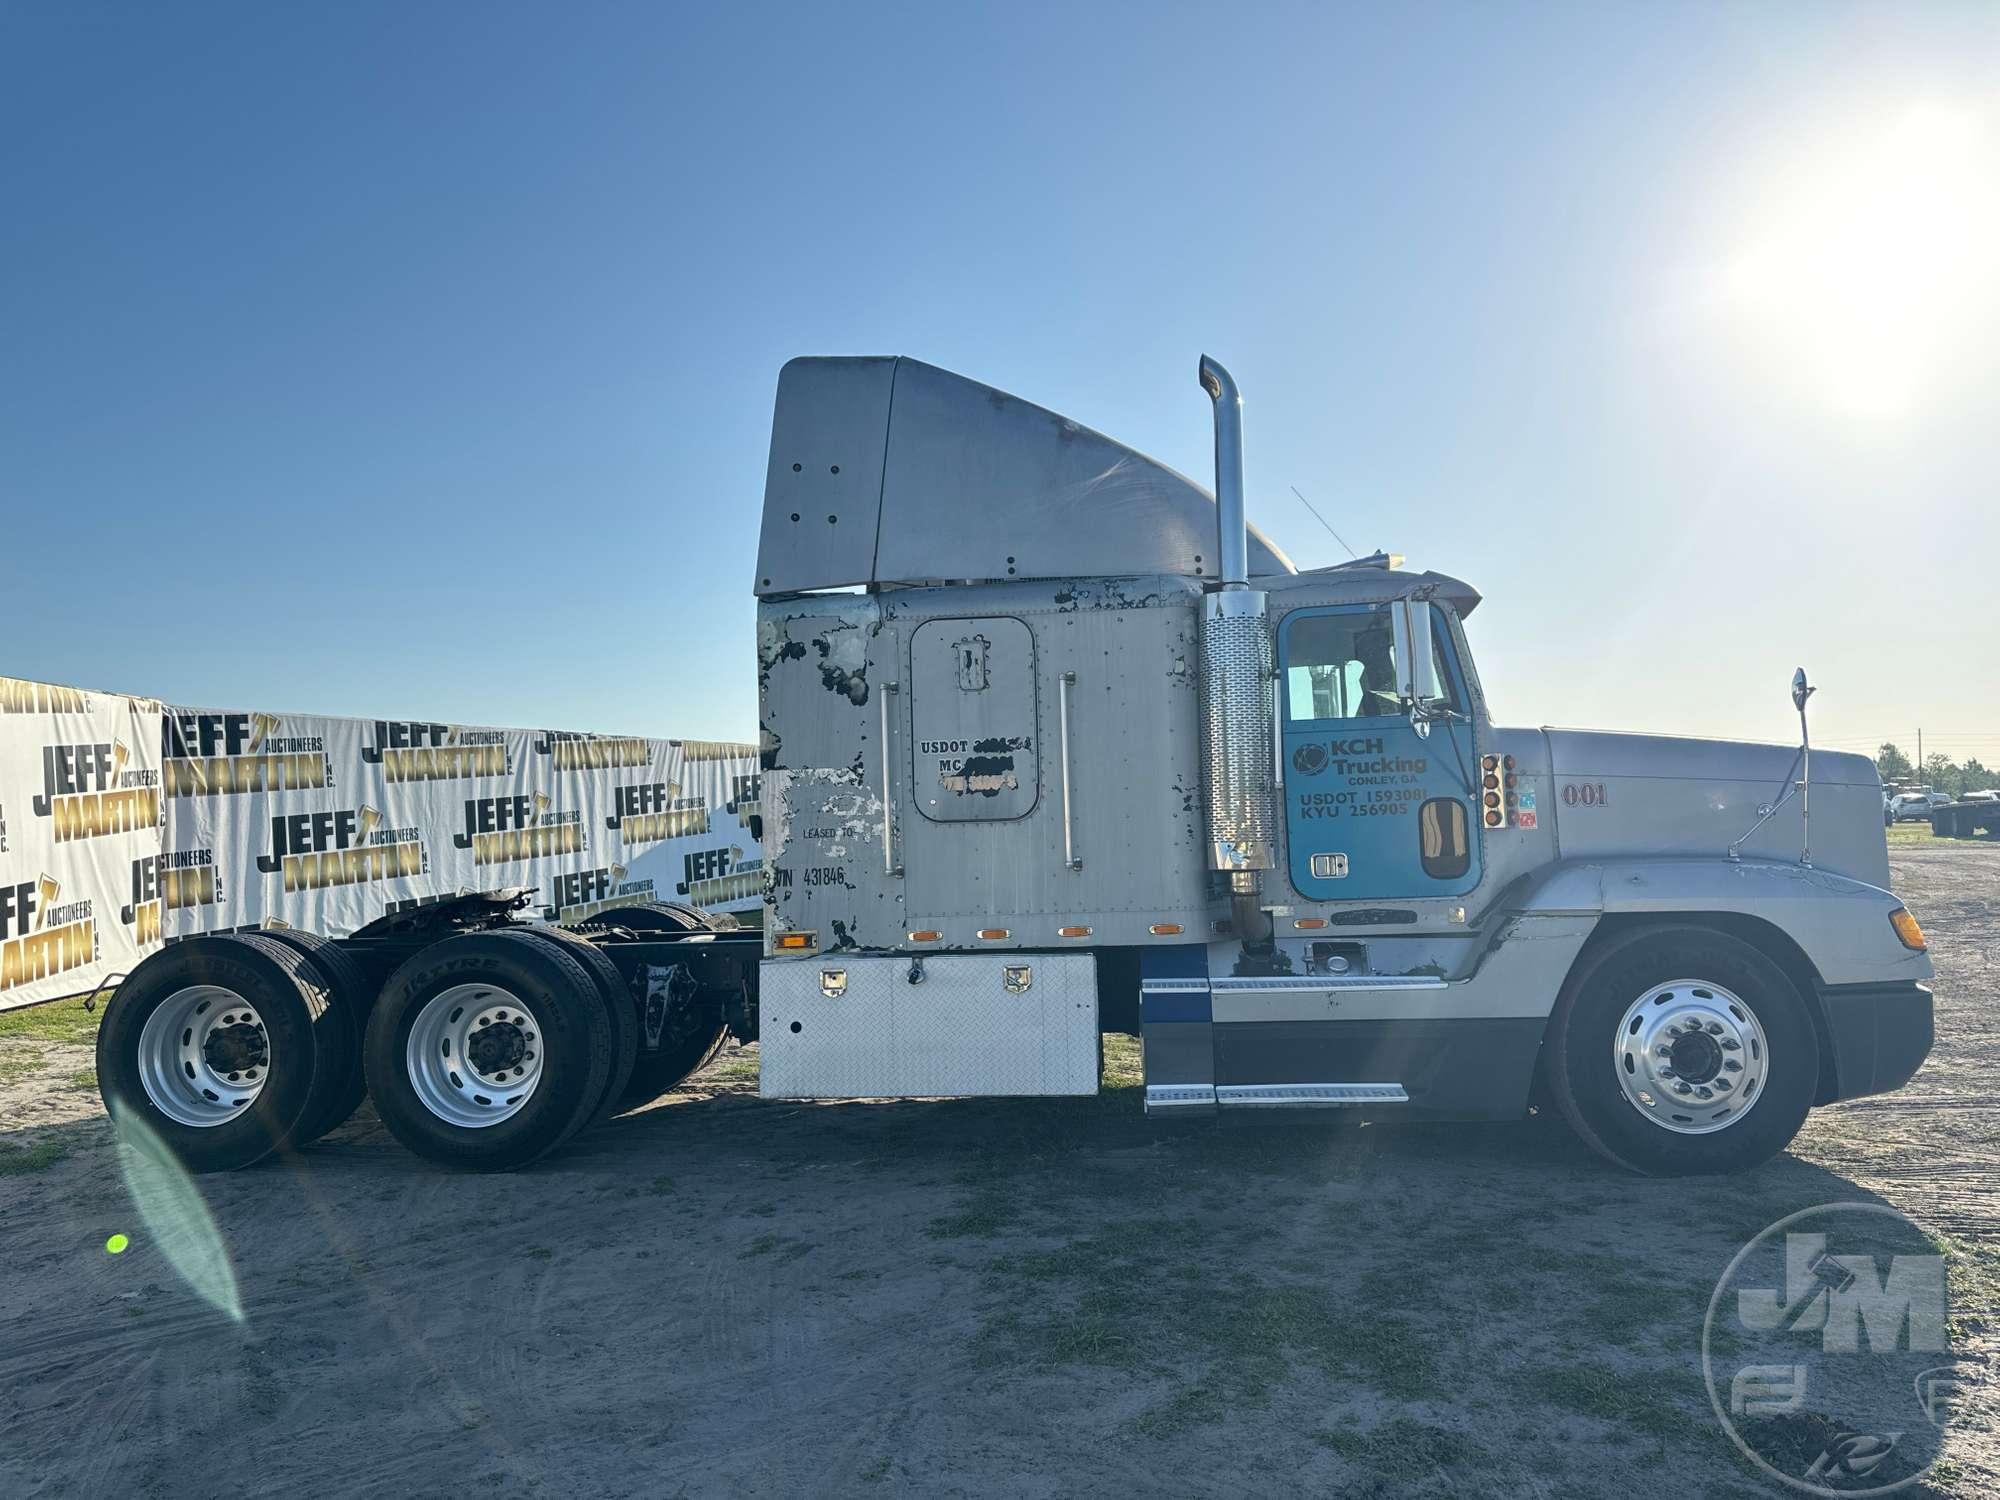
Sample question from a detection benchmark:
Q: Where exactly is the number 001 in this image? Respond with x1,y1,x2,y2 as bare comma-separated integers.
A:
1561,782,1607,807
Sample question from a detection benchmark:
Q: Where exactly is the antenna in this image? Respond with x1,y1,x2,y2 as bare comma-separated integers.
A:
1289,486,1358,560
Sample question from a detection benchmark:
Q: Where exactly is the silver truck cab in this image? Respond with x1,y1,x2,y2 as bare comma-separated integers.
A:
750,355,1933,1174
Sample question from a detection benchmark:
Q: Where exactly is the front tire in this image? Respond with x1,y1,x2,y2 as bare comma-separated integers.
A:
1547,925,1818,1175
362,930,612,1171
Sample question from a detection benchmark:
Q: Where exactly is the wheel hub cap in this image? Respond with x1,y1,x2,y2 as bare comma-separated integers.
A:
1668,1028,1725,1085
466,1021,528,1076
1614,978,1767,1135
202,1021,269,1075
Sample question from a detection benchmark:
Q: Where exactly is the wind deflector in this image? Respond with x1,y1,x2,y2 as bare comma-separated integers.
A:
754,356,1295,596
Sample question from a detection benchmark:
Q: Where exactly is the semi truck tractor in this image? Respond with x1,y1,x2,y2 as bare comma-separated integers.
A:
96,355,1935,1176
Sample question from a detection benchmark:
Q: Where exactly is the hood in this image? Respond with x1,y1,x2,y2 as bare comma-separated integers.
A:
1537,730,1888,889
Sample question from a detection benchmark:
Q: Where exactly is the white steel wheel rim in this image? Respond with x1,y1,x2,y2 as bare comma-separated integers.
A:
137,985,271,1128
1614,977,1767,1135
406,984,545,1128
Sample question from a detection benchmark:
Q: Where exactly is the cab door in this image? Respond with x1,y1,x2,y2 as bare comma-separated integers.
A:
1278,603,1481,902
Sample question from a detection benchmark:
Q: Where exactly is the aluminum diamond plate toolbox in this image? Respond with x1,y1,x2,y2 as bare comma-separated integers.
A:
759,952,1099,1098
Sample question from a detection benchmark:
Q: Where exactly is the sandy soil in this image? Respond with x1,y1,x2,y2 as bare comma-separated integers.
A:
1,836,1993,1498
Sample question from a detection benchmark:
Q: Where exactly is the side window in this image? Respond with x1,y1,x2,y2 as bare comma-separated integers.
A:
1283,609,1401,722
1282,604,1466,721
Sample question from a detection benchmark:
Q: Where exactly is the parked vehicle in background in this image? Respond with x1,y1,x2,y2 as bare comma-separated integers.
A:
1890,793,1939,822
1932,792,2000,840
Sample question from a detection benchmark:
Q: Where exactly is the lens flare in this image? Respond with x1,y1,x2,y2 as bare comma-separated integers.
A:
106,1101,245,1323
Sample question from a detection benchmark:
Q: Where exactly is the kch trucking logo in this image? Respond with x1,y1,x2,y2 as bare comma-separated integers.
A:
1704,1202,1984,1494
0,676,89,714
605,780,708,848
31,739,162,842
677,844,762,905
122,848,220,946
453,793,585,866
163,711,330,797
0,874,97,995
545,864,658,924
257,806,428,892
361,721,511,783
533,730,650,772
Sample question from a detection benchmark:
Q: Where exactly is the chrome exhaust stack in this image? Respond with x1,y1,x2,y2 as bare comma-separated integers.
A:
1200,357,1249,590
1196,357,1276,940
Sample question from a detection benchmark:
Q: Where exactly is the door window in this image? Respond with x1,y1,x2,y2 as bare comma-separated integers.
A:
1282,605,1463,722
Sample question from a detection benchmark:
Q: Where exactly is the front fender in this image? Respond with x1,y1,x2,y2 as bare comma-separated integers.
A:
1507,857,1933,988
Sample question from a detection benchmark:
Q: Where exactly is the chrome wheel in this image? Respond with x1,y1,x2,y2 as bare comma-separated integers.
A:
136,985,270,1128
1614,978,1767,1135
405,984,545,1128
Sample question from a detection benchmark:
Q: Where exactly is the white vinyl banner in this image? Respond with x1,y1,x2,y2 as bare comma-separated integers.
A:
1,677,166,1009
1,675,761,1011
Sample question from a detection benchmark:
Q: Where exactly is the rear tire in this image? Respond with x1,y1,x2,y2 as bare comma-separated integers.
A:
96,934,342,1172
513,924,638,1125
362,930,612,1171
571,902,731,1104
254,929,372,1145
579,901,722,935
622,1017,730,1106
1548,924,1818,1175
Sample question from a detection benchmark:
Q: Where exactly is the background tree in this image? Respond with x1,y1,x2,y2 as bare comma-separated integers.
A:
1922,752,1962,798
1876,742,1913,785
1963,757,1996,793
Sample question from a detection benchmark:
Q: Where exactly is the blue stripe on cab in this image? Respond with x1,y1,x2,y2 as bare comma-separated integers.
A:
1141,985,1213,1023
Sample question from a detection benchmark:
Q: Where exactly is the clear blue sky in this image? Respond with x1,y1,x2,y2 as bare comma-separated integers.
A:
4,2,1995,765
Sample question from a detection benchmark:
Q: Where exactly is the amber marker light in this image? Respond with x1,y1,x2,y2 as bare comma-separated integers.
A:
1889,908,1927,951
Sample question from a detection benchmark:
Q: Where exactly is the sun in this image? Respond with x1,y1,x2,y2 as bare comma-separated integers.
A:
1720,103,1999,423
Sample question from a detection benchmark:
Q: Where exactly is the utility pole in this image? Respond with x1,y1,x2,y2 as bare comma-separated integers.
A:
1918,728,1923,781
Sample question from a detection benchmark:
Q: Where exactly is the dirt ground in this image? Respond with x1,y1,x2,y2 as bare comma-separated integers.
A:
2,833,1994,1498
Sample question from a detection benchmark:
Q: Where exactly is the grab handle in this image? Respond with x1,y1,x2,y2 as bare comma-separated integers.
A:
1059,671,1081,870
880,680,902,877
